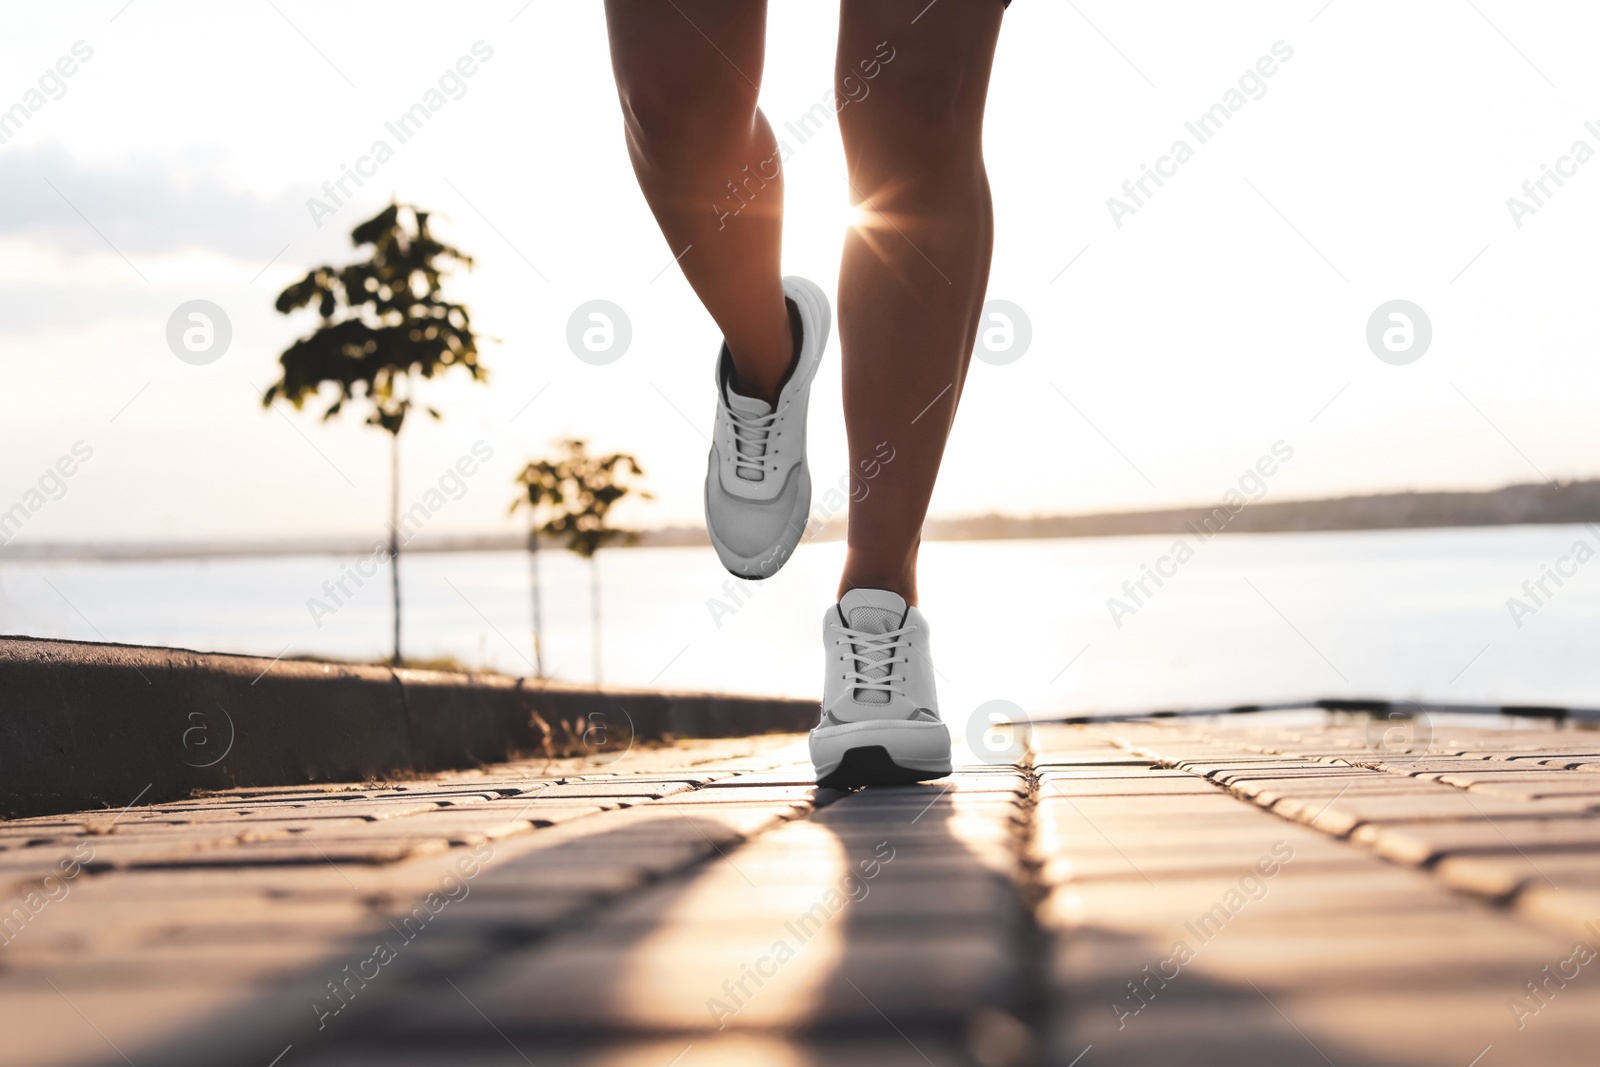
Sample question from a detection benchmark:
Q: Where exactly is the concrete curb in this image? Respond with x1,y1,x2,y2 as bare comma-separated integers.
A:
0,636,816,820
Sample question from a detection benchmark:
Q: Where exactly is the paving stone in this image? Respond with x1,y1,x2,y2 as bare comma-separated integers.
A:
1049,1000,1383,1067
1350,757,1511,775
1039,848,1364,885
1503,750,1600,762
599,867,1016,929
1051,986,1600,1067
1446,776,1600,800
1037,777,1224,797
125,838,459,869
1447,735,1600,751
1039,794,1248,818
688,769,817,787
296,1034,981,1067
1513,885,1600,941
1184,761,1356,781
1041,867,1456,928
0,896,370,958
292,811,542,843
385,929,1015,1034
1052,916,1567,993
652,785,820,806
0,984,263,1067
1037,803,1332,851
1038,768,1193,780
1354,818,1600,866
0,837,448,874
183,800,450,821
1278,986,1600,1067
1032,755,1152,767
1434,853,1600,901
1035,820,1335,856
526,781,697,800
1234,777,1441,809
1276,791,1600,837
0,935,369,990
21,858,461,904
1232,747,1360,761
483,801,613,827
1207,769,1369,790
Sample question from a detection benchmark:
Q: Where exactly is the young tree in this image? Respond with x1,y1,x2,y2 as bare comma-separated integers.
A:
509,459,563,679
263,203,485,664
514,439,649,684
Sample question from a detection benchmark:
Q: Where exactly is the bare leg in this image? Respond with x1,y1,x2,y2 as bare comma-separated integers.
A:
835,0,1004,603
603,0,795,405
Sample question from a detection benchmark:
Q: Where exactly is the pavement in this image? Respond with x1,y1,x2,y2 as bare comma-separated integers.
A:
4,716,1600,1066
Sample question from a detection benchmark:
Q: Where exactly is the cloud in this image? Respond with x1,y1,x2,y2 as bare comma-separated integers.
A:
0,143,329,262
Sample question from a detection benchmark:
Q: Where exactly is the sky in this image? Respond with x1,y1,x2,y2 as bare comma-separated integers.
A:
2,0,1599,545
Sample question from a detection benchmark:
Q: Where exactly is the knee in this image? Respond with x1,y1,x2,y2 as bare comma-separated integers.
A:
615,64,760,168
838,74,984,194
842,111,985,211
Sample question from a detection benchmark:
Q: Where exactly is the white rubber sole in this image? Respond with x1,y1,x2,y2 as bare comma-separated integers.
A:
704,275,830,580
810,719,953,787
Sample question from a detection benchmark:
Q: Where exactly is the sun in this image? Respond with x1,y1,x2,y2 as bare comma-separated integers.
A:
837,200,868,232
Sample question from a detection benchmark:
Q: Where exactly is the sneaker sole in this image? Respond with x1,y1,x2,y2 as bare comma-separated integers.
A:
810,719,952,788
704,275,830,580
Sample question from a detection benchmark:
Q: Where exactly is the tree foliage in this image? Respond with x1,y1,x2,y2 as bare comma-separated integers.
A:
263,203,484,434
512,439,651,559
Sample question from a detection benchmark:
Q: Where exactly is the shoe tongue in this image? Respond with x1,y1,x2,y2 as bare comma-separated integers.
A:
839,588,907,632
725,388,772,418
838,589,906,705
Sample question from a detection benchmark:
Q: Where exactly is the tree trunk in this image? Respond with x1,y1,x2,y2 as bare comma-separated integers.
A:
528,528,545,679
389,432,402,666
590,551,602,686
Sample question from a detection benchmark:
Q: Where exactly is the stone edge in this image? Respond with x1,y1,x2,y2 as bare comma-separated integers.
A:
0,635,815,819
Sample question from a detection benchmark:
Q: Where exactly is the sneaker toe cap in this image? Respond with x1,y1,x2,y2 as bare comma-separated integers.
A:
706,463,806,560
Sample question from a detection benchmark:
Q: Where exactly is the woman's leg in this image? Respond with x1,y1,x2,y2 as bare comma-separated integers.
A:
835,0,1005,603
602,0,794,405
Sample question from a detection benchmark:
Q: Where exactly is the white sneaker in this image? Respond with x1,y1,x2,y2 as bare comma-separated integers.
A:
703,275,830,580
811,588,953,788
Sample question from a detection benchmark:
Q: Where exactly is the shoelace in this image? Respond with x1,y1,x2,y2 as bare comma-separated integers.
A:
727,404,779,480
828,623,911,707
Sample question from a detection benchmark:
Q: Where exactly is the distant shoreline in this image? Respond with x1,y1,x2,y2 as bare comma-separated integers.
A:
4,479,1597,562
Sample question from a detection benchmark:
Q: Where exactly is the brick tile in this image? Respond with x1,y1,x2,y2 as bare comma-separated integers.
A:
387,929,1014,1033
1435,853,1600,901
1354,819,1600,865
1276,791,1600,837
1039,795,1248,818
652,785,821,806
601,867,1016,928
1447,777,1600,800
530,781,697,800
1514,885,1600,940
1048,1002,1368,1067
0,984,262,1067
1052,918,1567,993
1038,778,1224,797
1037,768,1192,781
296,1035,979,1067
1041,867,1453,929
1225,778,1410,807
1051,987,1600,1067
